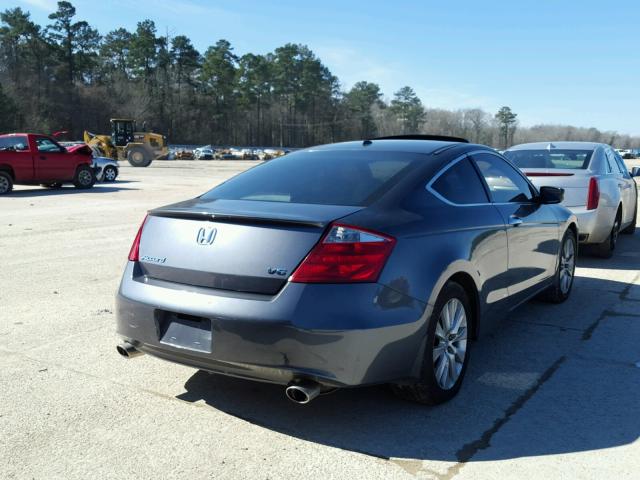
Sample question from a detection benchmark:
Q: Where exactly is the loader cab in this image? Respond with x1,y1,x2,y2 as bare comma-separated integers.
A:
111,119,135,147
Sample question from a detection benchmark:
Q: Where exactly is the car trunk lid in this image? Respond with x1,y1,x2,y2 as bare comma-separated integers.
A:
522,168,591,207
137,199,363,295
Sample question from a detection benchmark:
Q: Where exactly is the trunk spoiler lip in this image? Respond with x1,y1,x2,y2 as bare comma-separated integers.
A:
524,171,575,177
148,208,327,228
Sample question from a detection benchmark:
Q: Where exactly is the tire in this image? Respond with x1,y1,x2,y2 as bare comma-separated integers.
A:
0,171,13,194
127,147,152,167
73,165,96,189
594,211,621,258
541,229,576,303
40,182,63,189
391,282,471,405
103,165,118,182
621,197,637,235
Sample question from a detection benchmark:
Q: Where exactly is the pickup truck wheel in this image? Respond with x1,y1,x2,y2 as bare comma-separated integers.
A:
73,165,96,189
0,171,13,194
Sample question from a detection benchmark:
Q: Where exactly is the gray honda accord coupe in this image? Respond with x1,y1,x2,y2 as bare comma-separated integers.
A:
116,135,577,405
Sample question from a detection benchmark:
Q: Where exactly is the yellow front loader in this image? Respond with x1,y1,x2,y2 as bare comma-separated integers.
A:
83,119,168,167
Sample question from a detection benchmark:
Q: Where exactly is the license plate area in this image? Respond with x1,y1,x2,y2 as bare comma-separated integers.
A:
157,311,212,353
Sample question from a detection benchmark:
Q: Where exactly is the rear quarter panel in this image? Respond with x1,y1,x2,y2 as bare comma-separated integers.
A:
344,189,511,336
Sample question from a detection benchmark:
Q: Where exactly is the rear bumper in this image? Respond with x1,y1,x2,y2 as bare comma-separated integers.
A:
116,262,428,387
569,206,615,244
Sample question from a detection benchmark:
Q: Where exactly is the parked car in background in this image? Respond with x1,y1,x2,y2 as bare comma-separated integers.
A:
504,141,638,257
116,136,577,406
92,155,119,182
175,149,194,160
62,143,119,182
615,149,635,159
194,147,214,160
0,133,95,194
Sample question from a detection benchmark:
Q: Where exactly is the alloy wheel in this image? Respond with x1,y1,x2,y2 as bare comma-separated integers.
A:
433,298,468,390
0,176,8,193
78,170,93,186
104,167,117,181
559,237,575,294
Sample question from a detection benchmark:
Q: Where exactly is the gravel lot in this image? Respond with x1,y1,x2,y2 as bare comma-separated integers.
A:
1,160,639,480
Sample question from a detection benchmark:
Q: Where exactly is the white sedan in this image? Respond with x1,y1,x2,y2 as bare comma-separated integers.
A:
505,141,638,257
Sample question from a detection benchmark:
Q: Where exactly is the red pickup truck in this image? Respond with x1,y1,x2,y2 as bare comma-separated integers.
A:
0,133,95,194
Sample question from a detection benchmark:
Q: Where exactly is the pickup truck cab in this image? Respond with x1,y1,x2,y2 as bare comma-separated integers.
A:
0,133,95,194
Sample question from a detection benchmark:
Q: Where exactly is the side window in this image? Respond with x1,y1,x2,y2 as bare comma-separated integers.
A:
0,135,29,151
431,157,489,204
604,150,614,174
36,137,64,153
472,153,535,203
612,151,630,178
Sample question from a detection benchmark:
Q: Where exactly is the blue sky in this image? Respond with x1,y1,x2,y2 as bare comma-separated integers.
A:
11,0,640,135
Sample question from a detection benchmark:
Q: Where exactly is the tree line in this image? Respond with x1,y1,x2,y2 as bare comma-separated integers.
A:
1,1,639,149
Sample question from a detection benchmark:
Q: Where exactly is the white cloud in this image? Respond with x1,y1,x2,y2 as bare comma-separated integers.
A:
18,0,58,11
315,45,398,93
315,44,500,114
415,87,497,112
133,0,228,17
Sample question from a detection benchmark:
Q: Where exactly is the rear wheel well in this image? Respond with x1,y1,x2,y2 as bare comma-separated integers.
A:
447,272,479,340
0,165,15,180
566,222,578,254
75,163,91,173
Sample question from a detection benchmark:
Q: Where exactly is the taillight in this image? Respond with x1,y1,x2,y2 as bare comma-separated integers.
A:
587,177,599,210
290,224,396,283
128,215,148,261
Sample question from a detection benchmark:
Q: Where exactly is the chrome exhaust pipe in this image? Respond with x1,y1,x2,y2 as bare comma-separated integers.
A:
116,341,144,359
285,380,321,404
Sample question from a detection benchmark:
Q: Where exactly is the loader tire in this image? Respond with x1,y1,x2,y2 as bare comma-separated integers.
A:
127,147,152,167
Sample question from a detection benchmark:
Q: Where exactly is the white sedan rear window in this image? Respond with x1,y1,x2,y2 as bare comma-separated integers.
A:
505,149,592,169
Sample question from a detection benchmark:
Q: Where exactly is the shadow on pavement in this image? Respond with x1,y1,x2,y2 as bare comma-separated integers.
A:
6,185,139,197
107,180,140,184
177,266,640,462
577,232,640,271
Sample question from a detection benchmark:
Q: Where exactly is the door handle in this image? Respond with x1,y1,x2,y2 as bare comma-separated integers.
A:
509,215,523,227
39,155,46,160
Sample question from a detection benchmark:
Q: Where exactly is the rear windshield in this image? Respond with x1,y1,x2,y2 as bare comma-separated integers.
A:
201,150,422,206
504,149,592,169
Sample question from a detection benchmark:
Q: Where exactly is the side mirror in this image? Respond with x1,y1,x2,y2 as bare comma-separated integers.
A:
539,186,564,204
631,166,640,177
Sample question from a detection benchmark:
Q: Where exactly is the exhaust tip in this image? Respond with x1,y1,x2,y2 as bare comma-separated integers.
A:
285,386,311,404
285,380,321,405
116,341,143,359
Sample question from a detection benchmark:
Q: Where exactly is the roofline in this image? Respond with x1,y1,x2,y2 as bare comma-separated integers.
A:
370,134,469,143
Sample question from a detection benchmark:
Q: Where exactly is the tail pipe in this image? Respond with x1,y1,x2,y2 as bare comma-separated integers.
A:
116,341,144,359
285,380,322,404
